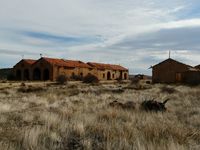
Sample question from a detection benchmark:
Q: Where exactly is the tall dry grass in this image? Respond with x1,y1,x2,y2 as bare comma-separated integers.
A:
0,81,199,150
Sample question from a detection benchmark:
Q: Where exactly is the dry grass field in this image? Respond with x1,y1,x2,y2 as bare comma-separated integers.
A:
0,80,199,150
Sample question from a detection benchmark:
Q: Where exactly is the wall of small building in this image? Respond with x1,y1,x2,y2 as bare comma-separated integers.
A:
91,69,129,80
13,61,32,81
54,66,94,80
152,61,188,83
32,59,53,81
182,71,200,85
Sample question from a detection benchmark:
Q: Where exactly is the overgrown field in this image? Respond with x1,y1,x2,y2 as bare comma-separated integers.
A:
0,81,199,150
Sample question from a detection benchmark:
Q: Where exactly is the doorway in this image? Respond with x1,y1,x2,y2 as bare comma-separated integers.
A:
24,69,30,80
33,68,41,80
43,69,50,81
107,72,111,80
16,70,22,80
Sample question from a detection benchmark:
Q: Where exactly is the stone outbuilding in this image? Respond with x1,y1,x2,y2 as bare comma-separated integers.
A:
87,62,129,80
152,58,200,84
152,58,192,83
13,59,36,80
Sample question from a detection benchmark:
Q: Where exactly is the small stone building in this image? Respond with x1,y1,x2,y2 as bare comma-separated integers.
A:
152,58,200,84
13,57,129,81
152,58,193,83
13,59,36,80
87,62,129,80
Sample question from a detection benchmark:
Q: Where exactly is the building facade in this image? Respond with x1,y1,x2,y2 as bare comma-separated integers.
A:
87,62,128,80
13,57,129,81
152,58,200,84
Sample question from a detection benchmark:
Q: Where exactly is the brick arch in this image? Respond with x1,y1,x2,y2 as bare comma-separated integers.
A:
107,72,111,80
24,69,30,80
16,69,22,80
43,69,50,81
33,68,41,80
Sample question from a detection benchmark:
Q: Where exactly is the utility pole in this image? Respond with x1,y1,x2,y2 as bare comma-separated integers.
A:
169,51,171,59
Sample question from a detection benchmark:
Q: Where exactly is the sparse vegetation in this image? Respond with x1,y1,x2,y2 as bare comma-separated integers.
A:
17,85,45,93
0,81,199,150
71,74,83,81
161,86,177,94
56,75,68,84
83,74,99,84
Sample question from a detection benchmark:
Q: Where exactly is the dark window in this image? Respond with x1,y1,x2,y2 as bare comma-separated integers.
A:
80,73,83,77
113,74,115,78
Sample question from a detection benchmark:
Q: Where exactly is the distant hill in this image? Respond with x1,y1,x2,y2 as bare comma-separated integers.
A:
129,74,152,80
0,68,13,80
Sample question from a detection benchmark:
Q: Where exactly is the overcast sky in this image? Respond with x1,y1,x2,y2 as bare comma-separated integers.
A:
0,0,200,75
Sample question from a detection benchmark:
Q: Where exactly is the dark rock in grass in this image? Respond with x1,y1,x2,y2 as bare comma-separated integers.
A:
21,82,26,87
141,99,169,112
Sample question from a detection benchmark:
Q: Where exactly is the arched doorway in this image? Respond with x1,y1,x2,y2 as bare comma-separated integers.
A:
124,73,127,80
33,68,41,80
43,69,50,81
107,72,111,80
16,70,22,80
24,69,30,80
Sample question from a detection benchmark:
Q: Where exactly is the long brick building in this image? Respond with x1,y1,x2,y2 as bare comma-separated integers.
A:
13,57,129,81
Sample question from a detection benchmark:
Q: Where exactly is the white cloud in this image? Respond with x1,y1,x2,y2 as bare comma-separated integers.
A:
0,0,200,75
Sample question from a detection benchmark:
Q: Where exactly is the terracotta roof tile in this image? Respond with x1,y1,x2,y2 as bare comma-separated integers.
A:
42,57,92,68
23,59,37,65
87,62,128,71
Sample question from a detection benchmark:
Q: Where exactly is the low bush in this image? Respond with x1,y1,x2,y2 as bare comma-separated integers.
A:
131,77,140,85
21,82,26,87
71,75,83,81
18,86,45,93
56,75,68,84
83,74,99,84
161,86,176,94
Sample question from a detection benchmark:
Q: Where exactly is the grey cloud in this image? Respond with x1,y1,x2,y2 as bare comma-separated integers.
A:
112,27,200,51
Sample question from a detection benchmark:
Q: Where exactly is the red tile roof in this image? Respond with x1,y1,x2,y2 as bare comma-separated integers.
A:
14,59,36,67
42,57,67,66
152,58,193,69
23,59,36,65
63,60,92,68
87,62,128,71
42,57,92,68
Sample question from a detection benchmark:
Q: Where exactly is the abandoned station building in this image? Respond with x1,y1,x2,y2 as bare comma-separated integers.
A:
13,57,129,81
152,58,200,84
